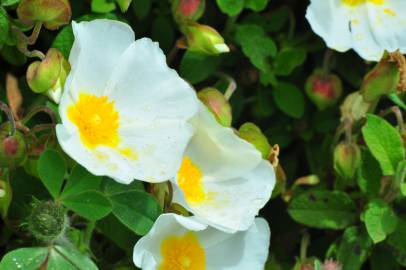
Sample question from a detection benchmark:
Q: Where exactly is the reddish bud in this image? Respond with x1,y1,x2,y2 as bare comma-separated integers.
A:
172,0,205,24
0,124,27,168
305,70,342,110
198,87,232,127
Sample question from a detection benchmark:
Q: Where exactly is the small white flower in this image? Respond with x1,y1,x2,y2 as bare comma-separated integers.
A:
170,103,276,233
56,19,198,184
306,0,406,61
133,213,270,270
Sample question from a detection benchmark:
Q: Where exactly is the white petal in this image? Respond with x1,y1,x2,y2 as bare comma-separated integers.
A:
173,160,276,233
117,120,194,183
133,214,270,270
204,218,270,270
185,102,262,182
105,38,198,122
67,19,135,98
306,0,352,53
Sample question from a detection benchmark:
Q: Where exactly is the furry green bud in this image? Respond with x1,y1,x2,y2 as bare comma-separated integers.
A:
28,201,67,242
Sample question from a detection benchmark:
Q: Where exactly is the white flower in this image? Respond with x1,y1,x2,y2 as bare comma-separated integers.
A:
56,19,198,184
133,213,270,270
306,0,406,61
170,103,276,233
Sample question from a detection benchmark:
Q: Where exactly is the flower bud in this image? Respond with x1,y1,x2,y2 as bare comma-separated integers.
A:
27,48,70,103
305,70,342,110
172,0,205,24
0,124,27,168
322,259,342,270
17,0,71,30
333,142,361,179
340,91,371,123
198,87,232,127
238,122,271,159
360,53,400,102
28,200,67,242
183,22,229,55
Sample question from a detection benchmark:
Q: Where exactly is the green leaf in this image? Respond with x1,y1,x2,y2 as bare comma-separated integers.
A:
116,0,132,12
48,246,98,270
52,25,74,59
357,149,382,198
235,24,277,73
0,247,48,270
102,177,144,195
216,0,244,16
0,6,9,48
387,216,406,266
38,149,67,199
245,0,269,11
91,0,116,13
337,226,373,270
362,199,397,243
63,191,112,221
0,179,12,218
395,160,406,195
180,51,221,84
61,165,103,199
151,15,174,53
110,190,161,235
362,114,405,175
274,48,306,76
0,45,26,66
272,82,305,119
97,214,138,251
288,190,357,229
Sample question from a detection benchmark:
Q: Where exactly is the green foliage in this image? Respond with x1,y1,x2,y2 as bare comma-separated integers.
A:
180,51,221,84
336,227,373,270
38,149,67,198
272,82,305,119
387,216,406,266
362,199,397,243
288,190,357,229
362,114,405,175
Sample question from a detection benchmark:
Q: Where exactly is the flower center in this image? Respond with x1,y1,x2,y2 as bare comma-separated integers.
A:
159,232,205,270
177,157,206,204
342,0,384,6
68,93,120,149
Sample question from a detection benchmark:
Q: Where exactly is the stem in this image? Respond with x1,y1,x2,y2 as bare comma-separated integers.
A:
27,22,43,45
22,106,57,126
83,221,96,248
300,231,310,260
17,43,45,59
380,106,404,132
223,15,238,36
0,101,16,136
322,49,334,74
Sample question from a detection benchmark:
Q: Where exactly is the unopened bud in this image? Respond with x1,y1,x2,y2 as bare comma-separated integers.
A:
340,91,371,123
333,142,361,179
198,88,232,127
239,122,271,159
183,22,229,55
305,70,342,110
17,0,71,30
361,53,400,102
172,0,205,24
0,124,27,168
28,200,67,242
27,48,70,103
322,259,342,270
